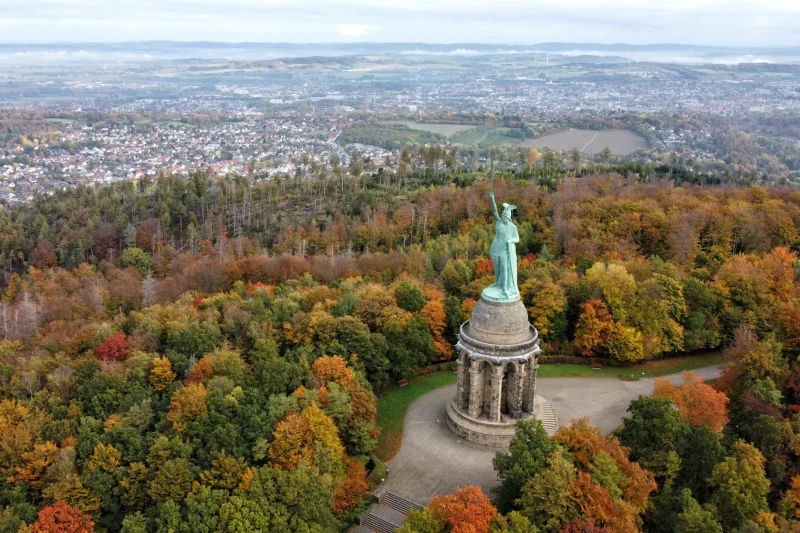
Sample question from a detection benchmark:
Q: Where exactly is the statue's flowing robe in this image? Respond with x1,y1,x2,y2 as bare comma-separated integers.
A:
489,220,519,297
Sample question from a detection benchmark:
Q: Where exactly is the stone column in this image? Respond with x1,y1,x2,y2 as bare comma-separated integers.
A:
468,361,484,418
524,360,538,413
509,363,525,418
531,363,539,415
455,352,468,410
488,365,504,423
521,362,531,413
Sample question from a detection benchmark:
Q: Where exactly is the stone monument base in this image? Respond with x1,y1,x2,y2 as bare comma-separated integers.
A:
445,396,557,448
447,293,548,447
446,401,526,448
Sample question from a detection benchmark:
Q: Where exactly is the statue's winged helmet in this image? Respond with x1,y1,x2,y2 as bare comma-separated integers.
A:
501,202,517,219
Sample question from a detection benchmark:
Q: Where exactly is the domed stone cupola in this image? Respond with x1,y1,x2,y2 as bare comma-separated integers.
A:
460,297,539,351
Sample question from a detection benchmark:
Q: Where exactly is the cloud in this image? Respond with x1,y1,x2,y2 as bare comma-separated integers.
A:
335,24,368,37
0,0,797,46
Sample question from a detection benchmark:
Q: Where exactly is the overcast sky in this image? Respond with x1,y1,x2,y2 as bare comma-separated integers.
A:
1,0,798,46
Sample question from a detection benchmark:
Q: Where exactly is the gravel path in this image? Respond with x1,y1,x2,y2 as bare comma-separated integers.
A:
379,364,723,504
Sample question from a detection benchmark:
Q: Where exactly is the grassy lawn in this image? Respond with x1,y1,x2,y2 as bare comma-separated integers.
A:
450,127,520,147
374,371,457,461
373,352,726,461
539,352,726,380
387,121,477,137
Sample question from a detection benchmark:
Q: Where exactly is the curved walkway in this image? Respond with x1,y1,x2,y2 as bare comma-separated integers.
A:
580,130,600,153
379,364,723,504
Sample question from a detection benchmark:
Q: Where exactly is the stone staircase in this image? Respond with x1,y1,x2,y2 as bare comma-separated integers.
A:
356,492,422,532
360,509,402,533
381,491,423,515
535,396,559,435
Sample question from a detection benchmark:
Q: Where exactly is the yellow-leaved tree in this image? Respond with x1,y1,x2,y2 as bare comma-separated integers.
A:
149,356,176,391
166,383,209,432
268,403,344,476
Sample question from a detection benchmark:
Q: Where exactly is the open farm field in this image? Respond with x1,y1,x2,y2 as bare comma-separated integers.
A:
388,121,477,137
451,127,519,146
520,129,647,155
47,118,77,124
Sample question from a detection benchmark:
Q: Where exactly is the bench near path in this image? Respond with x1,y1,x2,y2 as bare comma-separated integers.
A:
377,364,724,505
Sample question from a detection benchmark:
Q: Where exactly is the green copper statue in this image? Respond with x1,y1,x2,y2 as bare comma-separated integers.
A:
482,161,520,303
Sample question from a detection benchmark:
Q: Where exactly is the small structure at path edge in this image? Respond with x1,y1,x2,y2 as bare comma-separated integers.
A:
446,161,549,447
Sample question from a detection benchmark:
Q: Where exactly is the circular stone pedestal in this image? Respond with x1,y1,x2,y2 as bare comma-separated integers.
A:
446,395,558,448
446,297,544,447
446,401,531,447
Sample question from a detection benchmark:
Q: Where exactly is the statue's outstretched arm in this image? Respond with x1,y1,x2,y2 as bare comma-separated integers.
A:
489,192,500,221
489,160,500,221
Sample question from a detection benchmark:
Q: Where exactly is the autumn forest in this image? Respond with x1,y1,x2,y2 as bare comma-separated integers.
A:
0,162,800,532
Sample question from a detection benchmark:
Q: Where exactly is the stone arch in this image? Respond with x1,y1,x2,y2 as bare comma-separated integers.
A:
500,363,510,416
487,363,505,422
482,362,495,416
456,350,469,410
521,355,538,413
505,360,523,373
466,357,489,418
505,361,526,418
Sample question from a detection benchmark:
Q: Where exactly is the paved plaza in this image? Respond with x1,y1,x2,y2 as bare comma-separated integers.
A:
379,365,723,504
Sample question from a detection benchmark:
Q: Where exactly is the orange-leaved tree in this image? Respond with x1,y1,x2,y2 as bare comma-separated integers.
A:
311,355,355,386
32,500,94,533
332,457,371,514
311,355,377,425
573,299,613,357
428,486,497,533
554,418,656,530
779,302,800,356
420,287,452,361
265,412,306,471
185,354,215,384
475,257,494,277
461,298,477,320
569,471,638,533
9,441,59,491
653,371,729,432
782,475,800,519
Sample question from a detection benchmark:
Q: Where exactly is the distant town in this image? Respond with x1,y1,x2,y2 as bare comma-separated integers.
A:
2,44,800,203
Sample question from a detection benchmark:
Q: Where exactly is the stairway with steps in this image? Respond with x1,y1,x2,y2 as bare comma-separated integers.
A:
360,509,400,533
381,491,423,515
535,396,559,435
356,492,422,533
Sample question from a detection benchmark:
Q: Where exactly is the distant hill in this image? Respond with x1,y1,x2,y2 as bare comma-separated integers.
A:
2,41,800,65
